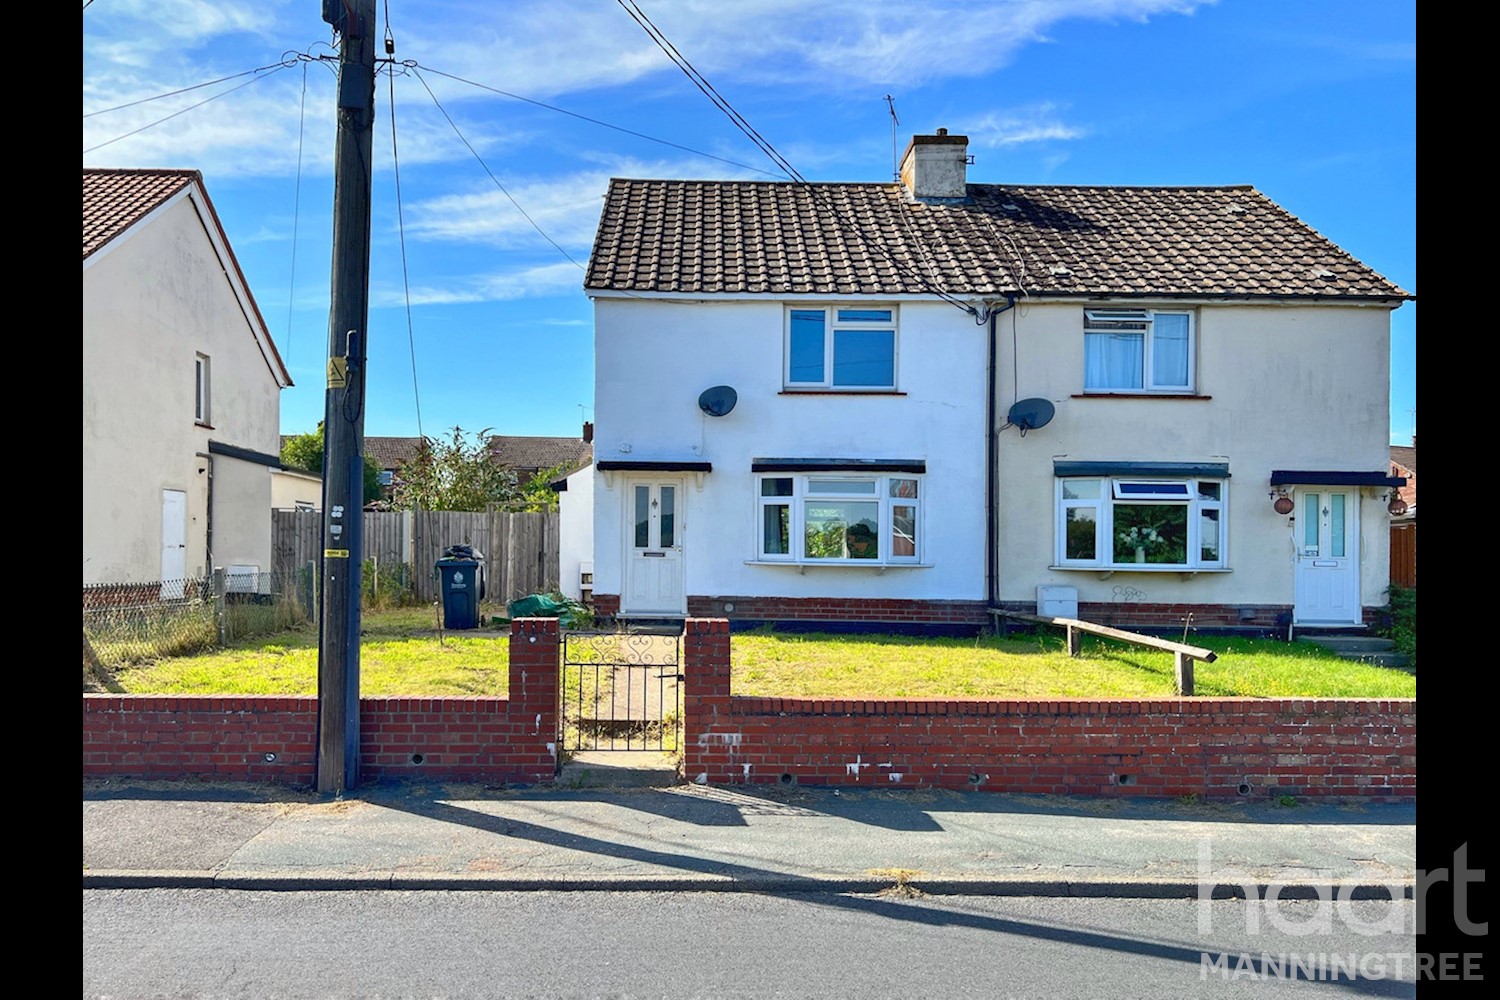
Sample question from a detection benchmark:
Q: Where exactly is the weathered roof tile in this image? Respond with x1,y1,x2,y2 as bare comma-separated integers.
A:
587,180,1409,300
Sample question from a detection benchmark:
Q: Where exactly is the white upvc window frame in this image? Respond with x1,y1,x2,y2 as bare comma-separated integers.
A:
194,353,211,424
1083,307,1196,394
755,473,922,564
1055,476,1226,570
783,305,899,391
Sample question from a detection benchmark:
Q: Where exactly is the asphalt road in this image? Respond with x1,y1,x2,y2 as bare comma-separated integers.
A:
83,890,1417,999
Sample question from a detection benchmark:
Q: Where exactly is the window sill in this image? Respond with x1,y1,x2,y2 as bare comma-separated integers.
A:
779,389,906,396
1071,392,1210,400
194,420,215,429
1049,564,1231,580
746,559,932,575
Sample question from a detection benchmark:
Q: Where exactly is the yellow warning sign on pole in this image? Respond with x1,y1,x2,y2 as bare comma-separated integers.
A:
324,548,350,559
327,357,348,389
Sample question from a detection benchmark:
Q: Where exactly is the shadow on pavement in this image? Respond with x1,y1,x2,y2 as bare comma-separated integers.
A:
375,793,1411,999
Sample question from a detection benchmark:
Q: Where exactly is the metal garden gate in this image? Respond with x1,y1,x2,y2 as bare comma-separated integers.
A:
560,627,683,752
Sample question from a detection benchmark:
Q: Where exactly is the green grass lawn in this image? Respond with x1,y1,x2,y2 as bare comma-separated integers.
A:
731,629,1416,700
110,606,512,697
108,610,1415,700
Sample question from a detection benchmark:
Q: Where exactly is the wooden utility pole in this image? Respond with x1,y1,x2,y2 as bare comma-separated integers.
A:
316,0,378,794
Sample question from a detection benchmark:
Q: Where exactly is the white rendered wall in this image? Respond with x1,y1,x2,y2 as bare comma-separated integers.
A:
992,300,1395,609
83,195,283,585
591,298,988,602
557,464,595,601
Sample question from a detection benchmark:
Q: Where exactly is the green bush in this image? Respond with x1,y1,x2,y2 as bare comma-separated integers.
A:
1384,584,1415,659
362,559,419,610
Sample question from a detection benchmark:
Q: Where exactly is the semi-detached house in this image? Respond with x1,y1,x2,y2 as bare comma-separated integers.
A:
577,130,1411,634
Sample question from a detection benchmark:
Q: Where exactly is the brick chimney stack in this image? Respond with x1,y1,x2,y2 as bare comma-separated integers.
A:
899,128,970,202
582,421,594,444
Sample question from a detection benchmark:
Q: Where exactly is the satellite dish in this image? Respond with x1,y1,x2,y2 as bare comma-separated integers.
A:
1007,397,1055,431
698,385,738,417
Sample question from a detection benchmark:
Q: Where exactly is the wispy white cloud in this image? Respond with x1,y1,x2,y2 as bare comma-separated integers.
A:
400,157,737,249
419,0,1209,95
373,261,584,307
84,0,1205,176
966,103,1086,148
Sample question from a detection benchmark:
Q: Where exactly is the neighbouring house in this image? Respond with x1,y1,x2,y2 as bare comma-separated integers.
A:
362,436,425,496
580,130,1411,633
84,168,292,590
270,466,323,512
1389,438,1416,587
326,429,595,499
554,460,595,604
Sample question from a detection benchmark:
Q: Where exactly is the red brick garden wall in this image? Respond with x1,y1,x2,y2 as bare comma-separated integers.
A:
82,618,561,785
679,618,1415,802
82,695,319,782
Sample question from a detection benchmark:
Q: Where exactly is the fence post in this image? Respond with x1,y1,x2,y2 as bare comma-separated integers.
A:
211,567,227,643
1174,651,1195,696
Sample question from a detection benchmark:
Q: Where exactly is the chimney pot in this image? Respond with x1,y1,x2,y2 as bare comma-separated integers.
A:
582,421,594,444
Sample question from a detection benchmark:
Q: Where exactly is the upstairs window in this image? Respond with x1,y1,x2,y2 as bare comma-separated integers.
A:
758,474,920,563
786,307,897,390
194,353,211,423
1083,308,1194,393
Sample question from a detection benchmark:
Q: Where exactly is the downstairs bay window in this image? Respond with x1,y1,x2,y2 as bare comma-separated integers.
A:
1057,476,1225,570
757,474,921,564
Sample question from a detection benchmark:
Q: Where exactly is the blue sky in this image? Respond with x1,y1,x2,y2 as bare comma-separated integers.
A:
83,0,1415,445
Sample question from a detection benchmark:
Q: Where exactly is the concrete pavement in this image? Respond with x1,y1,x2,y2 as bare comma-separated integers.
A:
83,775,1415,898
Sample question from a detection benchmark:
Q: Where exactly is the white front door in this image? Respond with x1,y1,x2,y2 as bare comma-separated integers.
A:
161,489,188,598
621,480,685,616
1293,489,1360,625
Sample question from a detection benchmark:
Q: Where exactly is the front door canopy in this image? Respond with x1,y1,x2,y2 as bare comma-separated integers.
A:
1270,470,1404,488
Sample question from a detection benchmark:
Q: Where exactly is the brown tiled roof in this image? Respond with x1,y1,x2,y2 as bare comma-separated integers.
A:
286,435,593,475
364,436,425,471
586,180,1411,301
488,436,592,474
1389,445,1416,476
83,168,198,259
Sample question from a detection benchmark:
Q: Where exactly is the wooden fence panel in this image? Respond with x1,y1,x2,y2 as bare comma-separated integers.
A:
272,508,559,605
271,509,322,581
1389,522,1417,588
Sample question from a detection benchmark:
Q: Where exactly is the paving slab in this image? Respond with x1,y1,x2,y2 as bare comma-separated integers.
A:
83,780,1416,896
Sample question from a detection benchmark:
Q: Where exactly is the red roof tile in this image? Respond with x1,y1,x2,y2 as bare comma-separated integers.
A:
83,168,198,259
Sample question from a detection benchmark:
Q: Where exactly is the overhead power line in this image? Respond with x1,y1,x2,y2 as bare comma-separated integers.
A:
284,59,310,371
410,62,777,177
389,53,425,439
83,59,298,119
411,65,587,271
83,65,296,154
613,0,976,314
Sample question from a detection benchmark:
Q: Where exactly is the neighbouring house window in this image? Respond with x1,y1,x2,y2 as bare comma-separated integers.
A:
194,353,211,423
757,474,920,563
1056,477,1225,569
378,470,395,487
1083,308,1194,393
785,306,897,389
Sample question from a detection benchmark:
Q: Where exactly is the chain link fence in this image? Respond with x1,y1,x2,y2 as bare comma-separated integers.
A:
83,569,316,669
